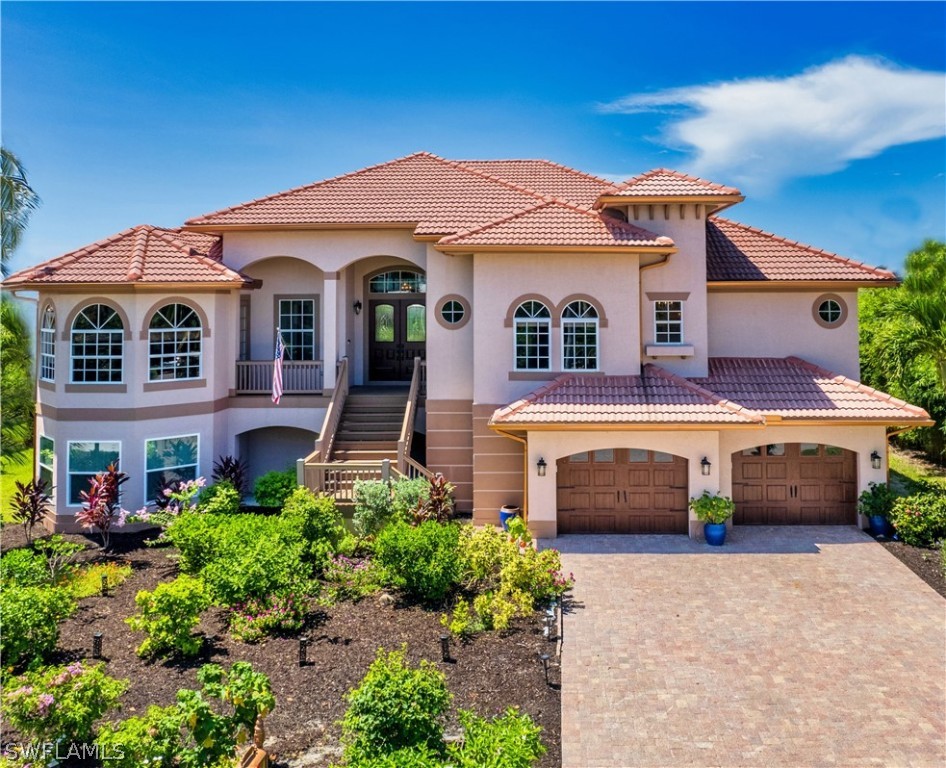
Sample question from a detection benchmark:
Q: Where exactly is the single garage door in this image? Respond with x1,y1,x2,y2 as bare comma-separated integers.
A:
557,448,688,534
732,443,857,524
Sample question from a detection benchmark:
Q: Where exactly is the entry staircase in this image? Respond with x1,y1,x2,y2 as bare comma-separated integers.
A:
300,356,432,502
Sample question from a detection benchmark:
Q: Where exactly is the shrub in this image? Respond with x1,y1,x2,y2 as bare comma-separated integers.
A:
410,474,455,525
34,534,85,583
353,479,394,537
213,454,248,498
391,477,430,520
253,469,297,508
341,647,451,761
448,708,545,768
0,585,76,668
77,463,131,550
229,592,306,643
346,746,443,768
281,486,346,569
858,481,898,519
890,485,946,547
126,574,210,657
68,560,132,598
0,547,49,586
2,662,126,744
324,554,383,603
8,477,52,546
95,704,184,768
375,520,461,602
164,512,226,572
197,480,242,515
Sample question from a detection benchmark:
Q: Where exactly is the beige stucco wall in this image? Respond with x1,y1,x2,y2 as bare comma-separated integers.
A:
707,291,860,378
425,246,474,401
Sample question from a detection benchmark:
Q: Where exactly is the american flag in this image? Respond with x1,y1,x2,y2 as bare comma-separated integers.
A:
272,330,285,404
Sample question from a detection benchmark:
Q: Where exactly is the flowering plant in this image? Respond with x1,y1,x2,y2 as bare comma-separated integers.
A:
229,592,306,643
76,464,132,550
323,554,382,603
133,476,207,531
2,662,127,745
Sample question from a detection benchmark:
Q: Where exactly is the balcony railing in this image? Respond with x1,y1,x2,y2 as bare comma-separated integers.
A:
235,360,324,395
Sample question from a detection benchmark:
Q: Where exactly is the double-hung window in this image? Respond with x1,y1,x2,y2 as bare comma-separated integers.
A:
67,441,120,505
148,304,202,380
71,305,123,383
514,301,551,371
562,300,599,370
40,305,56,381
39,436,55,491
277,298,316,361
145,434,199,502
654,300,684,344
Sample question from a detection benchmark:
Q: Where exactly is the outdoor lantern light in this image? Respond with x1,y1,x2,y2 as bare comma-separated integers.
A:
871,450,882,470
539,653,551,686
299,636,310,667
537,457,547,477
700,457,711,476
101,573,109,596
92,632,103,659
353,300,362,315
440,634,450,662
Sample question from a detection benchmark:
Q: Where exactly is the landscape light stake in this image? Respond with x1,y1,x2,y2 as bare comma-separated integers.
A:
101,573,109,596
540,653,551,686
545,605,556,641
440,634,450,662
92,632,103,659
299,636,310,667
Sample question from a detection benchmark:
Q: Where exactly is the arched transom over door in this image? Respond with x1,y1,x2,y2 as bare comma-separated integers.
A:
557,449,688,534
732,443,857,525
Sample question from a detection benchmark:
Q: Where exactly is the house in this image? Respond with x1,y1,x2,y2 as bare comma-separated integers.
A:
3,152,933,537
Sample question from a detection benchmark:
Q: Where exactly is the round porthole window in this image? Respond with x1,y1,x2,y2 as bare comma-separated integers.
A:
435,295,471,330
812,294,847,328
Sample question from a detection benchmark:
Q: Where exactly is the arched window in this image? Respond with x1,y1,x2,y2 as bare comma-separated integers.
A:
71,305,123,383
40,305,56,381
368,270,426,294
149,304,202,380
562,300,599,370
514,300,551,371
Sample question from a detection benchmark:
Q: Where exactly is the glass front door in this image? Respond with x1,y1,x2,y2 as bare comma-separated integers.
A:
368,299,426,381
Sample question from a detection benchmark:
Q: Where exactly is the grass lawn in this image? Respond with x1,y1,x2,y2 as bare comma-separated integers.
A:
1,448,33,522
888,445,946,495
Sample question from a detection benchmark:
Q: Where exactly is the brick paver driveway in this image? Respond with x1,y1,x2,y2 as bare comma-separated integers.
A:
554,527,946,768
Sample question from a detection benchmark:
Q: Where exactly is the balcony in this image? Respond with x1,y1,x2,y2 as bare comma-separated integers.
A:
235,360,324,395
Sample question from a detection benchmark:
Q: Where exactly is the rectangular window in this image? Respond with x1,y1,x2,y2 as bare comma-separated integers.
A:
40,310,56,381
277,298,316,361
71,331,123,382
39,436,55,493
654,300,684,344
514,320,550,370
67,441,120,505
145,434,199,503
563,320,598,370
239,296,251,361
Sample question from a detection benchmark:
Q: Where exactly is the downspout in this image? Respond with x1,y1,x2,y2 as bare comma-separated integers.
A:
491,425,529,523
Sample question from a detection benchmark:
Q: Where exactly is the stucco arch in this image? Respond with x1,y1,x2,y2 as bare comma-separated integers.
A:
138,296,212,340
503,294,556,328
343,253,425,275
61,298,132,341
240,254,325,278
555,294,609,328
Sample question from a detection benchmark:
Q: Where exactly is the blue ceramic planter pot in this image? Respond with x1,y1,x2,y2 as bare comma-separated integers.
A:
869,514,887,536
499,506,520,531
704,522,727,546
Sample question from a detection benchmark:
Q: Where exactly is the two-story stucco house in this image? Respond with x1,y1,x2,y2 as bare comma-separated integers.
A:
4,152,932,537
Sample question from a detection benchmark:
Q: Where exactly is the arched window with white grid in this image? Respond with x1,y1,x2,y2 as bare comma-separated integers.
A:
40,305,56,381
562,300,599,371
514,300,551,371
148,303,202,381
70,304,124,383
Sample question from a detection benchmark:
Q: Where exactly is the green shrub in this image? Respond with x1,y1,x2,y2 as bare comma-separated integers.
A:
67,560,132,598
353,479,394,537
165,512,226,572
375,521,461,602
126,574,210,657
324,554,383,603
858,482,898,518
410,474,455,524
0,585,76,668
0,547,49,586
229,592,306,643
253,469,297,508
281,486,346,569
197,480,242,515
341,647,451,761
890,485,946,547
345,746,443,768
447,708,545,768
2,661,126,744
391,477,430,520
95,705,184,768
34,534,86,583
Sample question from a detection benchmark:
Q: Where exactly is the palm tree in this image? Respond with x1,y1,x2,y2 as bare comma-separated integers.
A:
1,147,41,277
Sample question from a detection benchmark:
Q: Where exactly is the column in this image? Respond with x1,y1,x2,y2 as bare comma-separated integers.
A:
323,273,338,391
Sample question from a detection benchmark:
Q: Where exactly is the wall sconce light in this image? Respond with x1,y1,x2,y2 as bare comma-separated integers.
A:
353,300,362,315
700,457,711,476
536,458,547,477
870,450,882,470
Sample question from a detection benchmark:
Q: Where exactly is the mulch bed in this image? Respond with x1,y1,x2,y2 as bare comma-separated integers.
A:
868,532,946,600
0,526,561,767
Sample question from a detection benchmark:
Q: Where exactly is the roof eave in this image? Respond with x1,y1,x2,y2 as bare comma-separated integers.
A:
435,244,678,256
487,420,763,432
2,280,251,292
182,221,421,233
594,194,745,210
707,279,899,291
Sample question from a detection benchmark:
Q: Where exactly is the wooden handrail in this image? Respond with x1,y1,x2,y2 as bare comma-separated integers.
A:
313,357,349,462
235,359,323,394
397,357,422,475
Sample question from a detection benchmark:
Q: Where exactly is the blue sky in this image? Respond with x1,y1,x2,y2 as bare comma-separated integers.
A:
2,1,944,276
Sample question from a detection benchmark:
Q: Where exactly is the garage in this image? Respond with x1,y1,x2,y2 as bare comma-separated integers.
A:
557,448,688,534
731,443,857,524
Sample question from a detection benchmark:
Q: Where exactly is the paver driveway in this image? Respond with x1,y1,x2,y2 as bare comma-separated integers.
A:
554,527,946,768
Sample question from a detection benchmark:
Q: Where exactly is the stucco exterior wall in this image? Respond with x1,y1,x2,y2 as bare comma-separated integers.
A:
707,291,860,378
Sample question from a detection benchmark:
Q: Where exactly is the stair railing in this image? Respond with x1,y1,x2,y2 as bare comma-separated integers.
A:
313,357,349,463
397,356,425,476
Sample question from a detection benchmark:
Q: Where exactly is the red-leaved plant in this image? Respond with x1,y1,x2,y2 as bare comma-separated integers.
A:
77,463,130,551
10,477,52,546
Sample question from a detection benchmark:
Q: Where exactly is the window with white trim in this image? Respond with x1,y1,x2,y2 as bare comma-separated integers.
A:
39,436,55,492
277,298,316,361
71,305,123,383
40,305,56,381
562,300,599,370
149,304,202,381
654,300,684,344
67,441,120,505
514,301,551,370
145,434,199,502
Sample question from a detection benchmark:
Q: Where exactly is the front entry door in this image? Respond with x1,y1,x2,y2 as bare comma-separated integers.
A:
368,299,426,381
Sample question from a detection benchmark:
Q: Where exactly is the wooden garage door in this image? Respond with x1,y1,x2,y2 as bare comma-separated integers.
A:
557,449,688,534
732,443,857,524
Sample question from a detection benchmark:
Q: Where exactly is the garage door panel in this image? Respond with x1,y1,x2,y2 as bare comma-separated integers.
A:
766,463,788,480
628,469,650,485
653,469,676,485
593,469,615,486
799,484,822,502
628,492,650,509
741,464,763,480
766,486,788,502
593,491,616,510
571,469,591,485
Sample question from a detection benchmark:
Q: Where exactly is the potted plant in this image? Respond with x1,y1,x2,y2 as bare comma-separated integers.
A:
499,504,520,531
689,491,735,546
857,481,897,537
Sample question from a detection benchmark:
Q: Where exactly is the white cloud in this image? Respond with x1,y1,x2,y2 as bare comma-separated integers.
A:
599,56,946,190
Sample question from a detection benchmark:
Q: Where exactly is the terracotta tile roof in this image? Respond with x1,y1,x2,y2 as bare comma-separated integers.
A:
691,357,931,423
706,218,897,282
186,152,548,235
438,201,674,249
454,159,613,206
490,366,763,426
2,225,249,286
606,168,742,198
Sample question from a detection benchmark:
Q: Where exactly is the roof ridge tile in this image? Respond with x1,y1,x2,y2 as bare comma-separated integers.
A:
616,167,742,196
